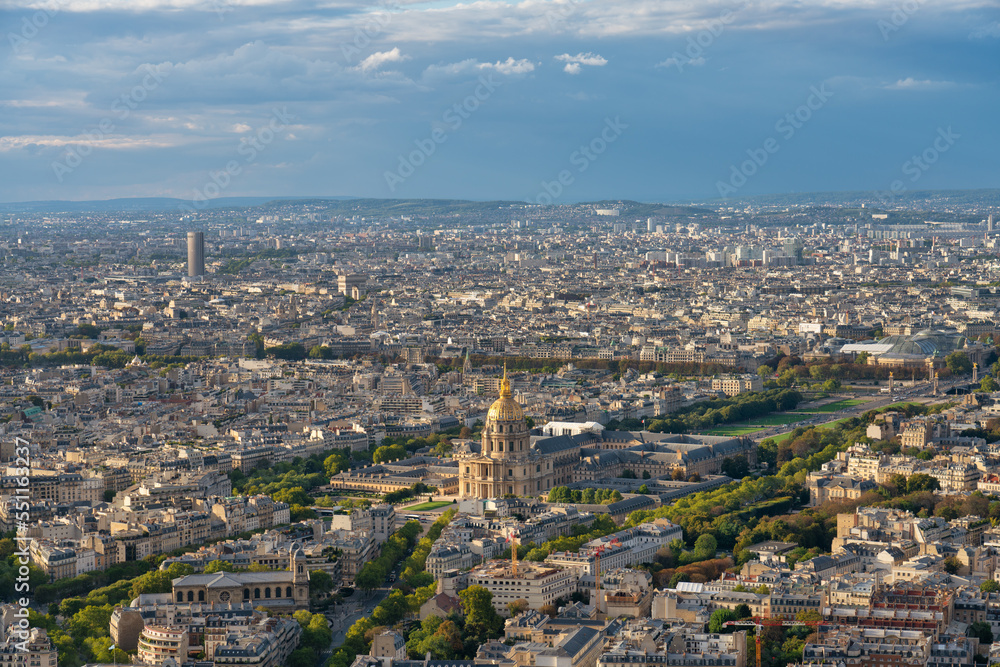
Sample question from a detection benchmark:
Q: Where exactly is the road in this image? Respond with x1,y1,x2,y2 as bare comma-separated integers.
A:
323,583,393,653
319,507,453,665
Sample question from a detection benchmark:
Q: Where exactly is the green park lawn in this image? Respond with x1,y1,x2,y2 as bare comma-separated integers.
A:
767,416,856,444
405,501,454,511
702,413,808,436
793,398,868,413
702,425,764,436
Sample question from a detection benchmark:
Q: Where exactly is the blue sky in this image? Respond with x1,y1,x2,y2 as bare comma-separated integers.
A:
1,0,998,204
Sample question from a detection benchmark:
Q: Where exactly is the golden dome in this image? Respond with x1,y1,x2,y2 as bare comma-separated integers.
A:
487,366,524,422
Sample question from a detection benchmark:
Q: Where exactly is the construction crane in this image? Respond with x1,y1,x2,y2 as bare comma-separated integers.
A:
591,538,621,615
723,616,823,667
509,530,519,576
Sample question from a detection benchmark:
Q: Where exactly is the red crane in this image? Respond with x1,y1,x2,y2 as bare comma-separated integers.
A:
591,538,622,614
723,616,823,667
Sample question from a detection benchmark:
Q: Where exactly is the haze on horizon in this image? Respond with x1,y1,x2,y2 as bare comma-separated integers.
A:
1,0,998,205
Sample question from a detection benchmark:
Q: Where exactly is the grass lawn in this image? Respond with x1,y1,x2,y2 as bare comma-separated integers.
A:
703,426,765,436
767,416,856,444
405,501,454,511
883,401,921,410
793,398,868,413
703,413,808,436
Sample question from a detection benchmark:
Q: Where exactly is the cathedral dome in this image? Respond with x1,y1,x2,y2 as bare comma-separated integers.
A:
487,368,524,422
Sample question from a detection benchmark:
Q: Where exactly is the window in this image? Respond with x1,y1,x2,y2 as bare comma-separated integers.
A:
265,587,271,598
244,588,250,600
198,590,205,602
187,591,194,602
287,586,293,598
176,592,183,602
254,588,261,599
274,587,281,597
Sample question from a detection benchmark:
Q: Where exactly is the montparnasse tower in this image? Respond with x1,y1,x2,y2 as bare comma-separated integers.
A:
483,365,529,460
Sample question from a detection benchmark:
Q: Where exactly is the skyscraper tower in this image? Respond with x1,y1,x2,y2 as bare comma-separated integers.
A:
187,231,204,277
989,213,994,233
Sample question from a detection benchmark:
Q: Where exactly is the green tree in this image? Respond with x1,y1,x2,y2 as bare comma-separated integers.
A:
266,342,306,361
757,365,774,378
638,484,650,494
309,345,333,359
982,580,1000,593
374,444,408,463
309,569,334,596
970,620,994,645
693,534,718,558
354,563,384,592
906,473,940,494
981,376,999,392
946,351,973,376
943,556,961,574
204,560,236,574
68,604,116,641
721,455,749,479
459,585,504,643
507,599,529,617
708,608,737,633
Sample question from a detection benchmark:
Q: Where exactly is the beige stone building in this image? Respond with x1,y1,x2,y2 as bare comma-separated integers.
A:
457,371,755,499
171,548,309,611
468,560,576,616
710,375,763,397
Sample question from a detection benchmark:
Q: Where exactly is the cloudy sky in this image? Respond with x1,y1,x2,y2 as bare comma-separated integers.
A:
1,0,998,204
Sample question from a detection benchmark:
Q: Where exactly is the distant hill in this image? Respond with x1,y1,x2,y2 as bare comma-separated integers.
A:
0,196,354,213
1,189,996,215
693,188,1000,208
257,198,529,217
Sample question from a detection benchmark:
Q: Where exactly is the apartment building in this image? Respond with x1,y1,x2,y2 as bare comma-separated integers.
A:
468,561,577,616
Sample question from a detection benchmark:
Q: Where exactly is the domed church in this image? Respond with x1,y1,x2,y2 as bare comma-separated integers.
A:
458,367,559,498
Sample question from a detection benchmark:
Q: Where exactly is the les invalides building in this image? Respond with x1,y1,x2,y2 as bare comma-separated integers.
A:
458,368,564,498
455,368,757,500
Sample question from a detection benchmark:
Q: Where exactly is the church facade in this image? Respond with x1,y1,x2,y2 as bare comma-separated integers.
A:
456,371,757,500
171,547,310,611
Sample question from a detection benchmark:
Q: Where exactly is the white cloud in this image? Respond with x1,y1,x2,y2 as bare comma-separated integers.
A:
0,133,185,152
555,52,607,66
422,56,535,80
555,52,607,74
886,77,954,90
358,47,410,73
489,57,536,75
